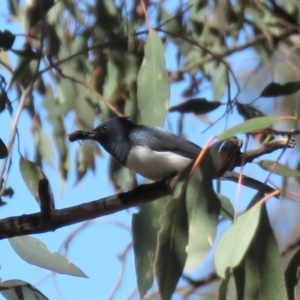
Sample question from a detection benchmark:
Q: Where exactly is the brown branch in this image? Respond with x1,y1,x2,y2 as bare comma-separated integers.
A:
0,135,294,239
181,28,298,72
238,135,295,166
0,179,175,240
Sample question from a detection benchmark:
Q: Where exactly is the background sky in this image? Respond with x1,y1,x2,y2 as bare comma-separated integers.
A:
1,1,300,300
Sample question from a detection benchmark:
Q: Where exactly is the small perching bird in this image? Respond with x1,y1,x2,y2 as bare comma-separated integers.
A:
68,117,276,194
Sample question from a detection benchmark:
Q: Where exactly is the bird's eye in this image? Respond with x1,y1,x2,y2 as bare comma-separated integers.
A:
100,125,108,133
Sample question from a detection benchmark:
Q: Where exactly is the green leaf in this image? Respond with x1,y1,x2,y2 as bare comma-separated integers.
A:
219,194,234,220
34,128,55,167
103,56,121,101
0,279,48,300
257,160,300,177
168,98,222,115
9,236,87,277
0,138,8,159
137,29,169,127
236,103,265,120
132,198,168,299
185,168,220,272
57,79,77,114
217,272,231,300
213,63,227,101
237,204,288,300
19,157,46,202
260,81,300,97
75,143,101,183
285,247,300,300
154,176,189,300
219,116,276,141
215,204,262,278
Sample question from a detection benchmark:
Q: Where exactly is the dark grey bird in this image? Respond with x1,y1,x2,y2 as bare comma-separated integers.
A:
69,117,276,194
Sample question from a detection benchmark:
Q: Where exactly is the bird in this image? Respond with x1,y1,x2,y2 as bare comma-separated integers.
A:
68,117,276,194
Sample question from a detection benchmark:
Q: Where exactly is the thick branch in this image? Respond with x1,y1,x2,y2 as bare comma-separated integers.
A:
0,179,174,239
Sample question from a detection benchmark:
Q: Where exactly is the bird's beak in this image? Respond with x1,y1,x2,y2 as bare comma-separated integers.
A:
69,130,98,142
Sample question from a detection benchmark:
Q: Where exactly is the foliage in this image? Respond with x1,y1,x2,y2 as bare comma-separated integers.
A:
1,0,300,299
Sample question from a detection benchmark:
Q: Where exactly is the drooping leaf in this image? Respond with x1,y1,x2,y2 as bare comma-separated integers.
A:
154,170,189,300
219,116,276,141
0,30,15,51
24,0,55,30
76,143,101,183
132,198,168,299
257,160,300,177
137,29,169,127
0,279,48,300
212,63,227,101
217,272,231,300
0,89,8,114
168,98,222,115
259,81,300,97
19,157,47,202
215,204,262,278
236,103,265,120
103,56,121,101
0,138,8,159
9,236,87,277
235,204,288,300
285,247,300,300
185,167,220,272
34,128,55,167
218,194,234,220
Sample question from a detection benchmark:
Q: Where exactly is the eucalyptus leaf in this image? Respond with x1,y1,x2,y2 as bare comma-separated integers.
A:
168,98,222,115
0,279,48,300
215,204,262,278
0,138,8,159
219,117,276,141
137,29,169,127
237,205,288,300
154,174,189,300
9,236,87,277
257,160,300,177
19,157,47,202
260,81,300,97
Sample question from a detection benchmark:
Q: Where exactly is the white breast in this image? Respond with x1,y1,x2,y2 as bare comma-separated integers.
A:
126,145,192,181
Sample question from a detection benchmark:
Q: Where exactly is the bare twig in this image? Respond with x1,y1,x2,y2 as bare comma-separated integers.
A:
108,242,132,300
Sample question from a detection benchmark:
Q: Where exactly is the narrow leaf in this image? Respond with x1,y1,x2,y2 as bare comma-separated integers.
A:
168,98,222,115
0,138,8,159
19,157,46,202
260,81,300,97
219,194,234,220
34,128,55,166
219,117,276,141
285,246,300,300
132,198,168,299
240,205,288,300
215,204,262,278
154,177,189,300
0,279,48,300
9,236,87,277
185,168,220,272
236,103,265,120
257,160,300,177
137,29,169,127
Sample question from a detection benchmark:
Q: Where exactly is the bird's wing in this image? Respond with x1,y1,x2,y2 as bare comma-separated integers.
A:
130,125,201,159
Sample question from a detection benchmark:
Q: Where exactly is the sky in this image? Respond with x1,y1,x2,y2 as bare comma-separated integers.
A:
1,1,300,300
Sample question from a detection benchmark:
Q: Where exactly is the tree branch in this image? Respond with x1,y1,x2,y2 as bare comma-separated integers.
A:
0,179,175,239
0,135,294,239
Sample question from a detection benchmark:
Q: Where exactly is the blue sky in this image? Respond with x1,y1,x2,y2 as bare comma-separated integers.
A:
1,1,299,300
